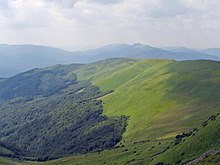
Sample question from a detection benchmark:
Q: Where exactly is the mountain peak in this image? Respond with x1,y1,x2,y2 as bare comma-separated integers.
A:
133,42,142,46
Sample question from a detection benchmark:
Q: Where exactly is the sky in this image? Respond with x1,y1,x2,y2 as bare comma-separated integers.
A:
0,0,220,50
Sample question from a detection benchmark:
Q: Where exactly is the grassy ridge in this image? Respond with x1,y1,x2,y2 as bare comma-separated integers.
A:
76,59,220,144
41,59,220,165
0,58,219,164
34,58,218,165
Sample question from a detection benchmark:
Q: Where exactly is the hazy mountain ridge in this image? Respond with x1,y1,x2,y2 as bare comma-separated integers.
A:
1,43,220,78
73,43,220,62
202,48,220,57
0,44,77,78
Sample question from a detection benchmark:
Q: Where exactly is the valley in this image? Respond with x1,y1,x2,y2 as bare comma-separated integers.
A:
0,58,219,164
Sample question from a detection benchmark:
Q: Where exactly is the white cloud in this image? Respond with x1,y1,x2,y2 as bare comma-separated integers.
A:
0,0,220,50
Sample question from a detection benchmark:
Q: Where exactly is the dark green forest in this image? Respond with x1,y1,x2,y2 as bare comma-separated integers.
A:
0,65,127,161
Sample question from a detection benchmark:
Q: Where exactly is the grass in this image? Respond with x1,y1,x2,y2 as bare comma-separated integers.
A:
84,59,220,145
0,157,24,165
26,139,172,165
0,58,220,164
152,114,220,164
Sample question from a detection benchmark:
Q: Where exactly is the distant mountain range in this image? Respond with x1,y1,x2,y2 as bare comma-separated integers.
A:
202,48,220,58
0,43,220,77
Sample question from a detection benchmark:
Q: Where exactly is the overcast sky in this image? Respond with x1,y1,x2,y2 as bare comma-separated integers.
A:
0,0,220,50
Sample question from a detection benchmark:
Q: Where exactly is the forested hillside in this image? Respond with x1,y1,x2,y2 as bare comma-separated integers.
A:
0,58,219,164
0,64,127,160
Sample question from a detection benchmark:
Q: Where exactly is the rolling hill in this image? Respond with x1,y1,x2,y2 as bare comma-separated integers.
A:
74,58,220,146
0,58,219,164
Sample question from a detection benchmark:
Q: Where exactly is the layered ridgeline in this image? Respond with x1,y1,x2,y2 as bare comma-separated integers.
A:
0,58,219,164
1,44,220,78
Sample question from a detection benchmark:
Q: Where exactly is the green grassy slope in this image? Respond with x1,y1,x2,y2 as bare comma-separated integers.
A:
38,112,220,165
0,157,22,165
0,58,219,164
37,59,220,165
74,58,139,85
152,113,220,164
75,59,220,144
30,58,216,165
